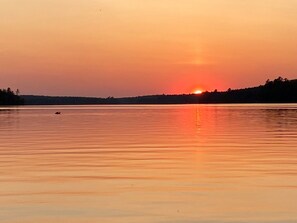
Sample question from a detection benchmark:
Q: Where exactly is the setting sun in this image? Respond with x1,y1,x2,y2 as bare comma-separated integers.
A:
194,90,203,95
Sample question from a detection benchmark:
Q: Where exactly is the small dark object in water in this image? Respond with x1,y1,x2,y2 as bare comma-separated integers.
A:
55,112,61,115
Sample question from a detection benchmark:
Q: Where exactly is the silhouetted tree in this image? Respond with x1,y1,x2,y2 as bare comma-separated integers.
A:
0,88,24,105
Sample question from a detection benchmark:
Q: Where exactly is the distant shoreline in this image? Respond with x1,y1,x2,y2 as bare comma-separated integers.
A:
7,102,297,107
21,77,297,105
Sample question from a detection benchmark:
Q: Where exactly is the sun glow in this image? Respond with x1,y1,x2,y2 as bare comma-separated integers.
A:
194,90,203,95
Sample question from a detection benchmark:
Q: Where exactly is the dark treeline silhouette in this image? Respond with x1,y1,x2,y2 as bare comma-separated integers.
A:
22,95,117,105
0,88,24,105
22,77,297,105
197,77,297,104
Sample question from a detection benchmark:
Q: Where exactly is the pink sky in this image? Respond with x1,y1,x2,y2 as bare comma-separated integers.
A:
1,0,297,97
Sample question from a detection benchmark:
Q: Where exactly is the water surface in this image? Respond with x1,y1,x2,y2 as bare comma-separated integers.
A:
0,104,297,223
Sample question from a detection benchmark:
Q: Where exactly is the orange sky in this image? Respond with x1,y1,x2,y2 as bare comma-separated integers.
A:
1,0,297,97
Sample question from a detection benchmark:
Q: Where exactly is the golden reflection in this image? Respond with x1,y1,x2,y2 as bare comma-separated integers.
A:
0,105,297,223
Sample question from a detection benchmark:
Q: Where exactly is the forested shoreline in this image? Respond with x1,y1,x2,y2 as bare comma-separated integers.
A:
21,77,297,105
0,88,24,105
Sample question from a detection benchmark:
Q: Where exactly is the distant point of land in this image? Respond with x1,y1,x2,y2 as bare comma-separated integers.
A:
16,77,297,105
0,88,24,105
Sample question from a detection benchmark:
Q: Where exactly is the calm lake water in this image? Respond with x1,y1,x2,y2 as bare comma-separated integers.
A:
0,104,297,223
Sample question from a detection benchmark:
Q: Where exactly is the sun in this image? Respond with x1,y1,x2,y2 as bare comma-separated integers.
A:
193,89,203,95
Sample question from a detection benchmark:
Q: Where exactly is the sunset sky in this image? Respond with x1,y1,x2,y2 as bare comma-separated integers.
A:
1,0,297,97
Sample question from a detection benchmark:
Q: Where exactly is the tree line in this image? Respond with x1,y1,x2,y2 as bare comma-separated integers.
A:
13,76,297,105
0,88,24,105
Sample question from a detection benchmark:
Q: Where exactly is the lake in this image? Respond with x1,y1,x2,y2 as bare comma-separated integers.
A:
0,104,297,223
